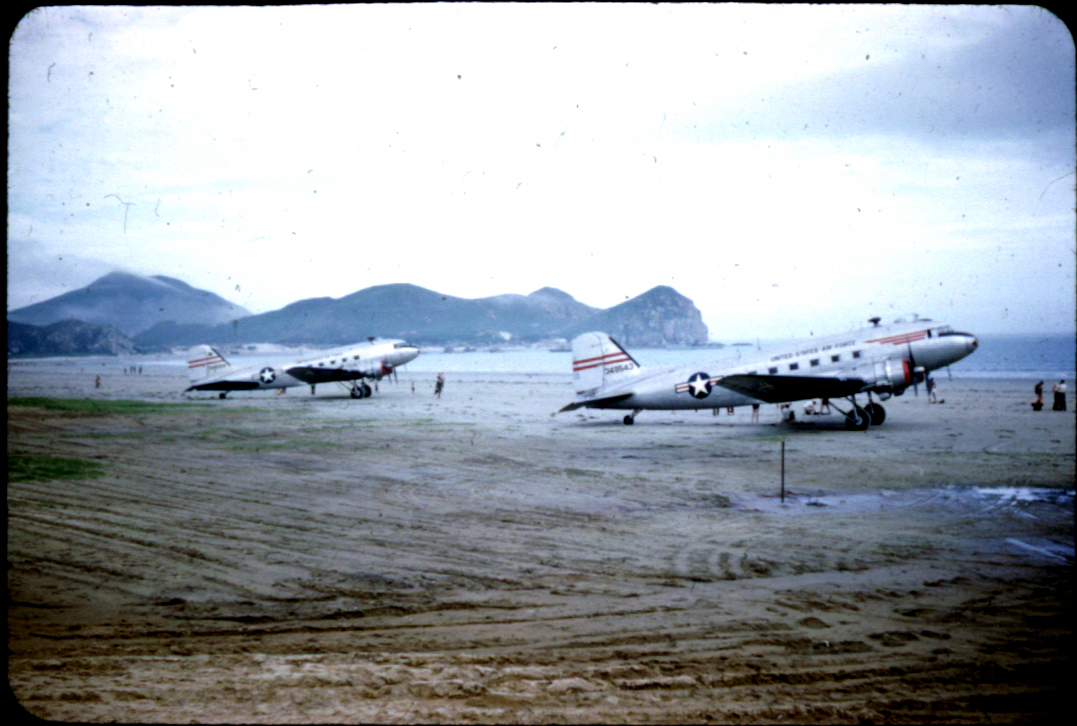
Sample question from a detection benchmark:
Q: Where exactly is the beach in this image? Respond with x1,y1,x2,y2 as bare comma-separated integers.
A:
7,357,1074,723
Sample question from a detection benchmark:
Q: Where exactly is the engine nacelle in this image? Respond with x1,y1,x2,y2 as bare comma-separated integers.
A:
870,358,912,394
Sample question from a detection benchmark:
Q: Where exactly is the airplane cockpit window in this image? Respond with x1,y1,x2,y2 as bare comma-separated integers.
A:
394,342,414,349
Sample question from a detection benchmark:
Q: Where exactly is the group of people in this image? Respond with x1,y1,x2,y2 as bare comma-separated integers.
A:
780,398,832,422
1033,380,1067,411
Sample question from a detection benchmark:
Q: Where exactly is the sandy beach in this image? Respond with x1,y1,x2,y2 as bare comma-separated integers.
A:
7,357,1074,723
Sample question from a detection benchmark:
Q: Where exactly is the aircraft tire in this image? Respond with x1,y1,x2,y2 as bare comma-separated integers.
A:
363,384,372,397
623,415,635,425
350,387,365,399
865,402,886,426
844,406,870,431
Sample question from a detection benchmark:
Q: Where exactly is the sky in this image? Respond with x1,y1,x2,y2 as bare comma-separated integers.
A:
8,4,1076,341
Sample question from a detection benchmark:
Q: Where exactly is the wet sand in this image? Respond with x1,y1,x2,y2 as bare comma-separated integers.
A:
7,358,1075,723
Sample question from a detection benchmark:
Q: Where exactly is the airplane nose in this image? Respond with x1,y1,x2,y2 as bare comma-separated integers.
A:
969,335,979,352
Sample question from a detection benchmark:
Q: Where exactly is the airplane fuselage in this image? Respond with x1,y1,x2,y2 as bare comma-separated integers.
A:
572,320,978,413
186,339,419,394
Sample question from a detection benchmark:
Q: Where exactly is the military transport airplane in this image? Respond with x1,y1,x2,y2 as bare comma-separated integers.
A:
185,338,419,398
558,317,978,429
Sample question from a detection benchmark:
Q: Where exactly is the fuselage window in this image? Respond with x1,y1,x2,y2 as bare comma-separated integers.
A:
831,354,840,363
852,350,861,359
789,362,799,371
810,358,820,367
768,366,778,375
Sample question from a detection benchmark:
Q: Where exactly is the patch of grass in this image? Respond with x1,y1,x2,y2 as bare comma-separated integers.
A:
221,439,349,452
8,397,211,415
7,453,105,483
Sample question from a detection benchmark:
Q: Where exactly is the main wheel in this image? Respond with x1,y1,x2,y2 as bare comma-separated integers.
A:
865,402,886,426
350,386,365,399
623,414,635,425
844,405,870,431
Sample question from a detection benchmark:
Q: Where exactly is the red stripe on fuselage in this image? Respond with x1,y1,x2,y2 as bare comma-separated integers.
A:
865,330,928,345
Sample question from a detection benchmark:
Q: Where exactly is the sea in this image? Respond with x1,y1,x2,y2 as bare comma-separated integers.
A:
404,334,1076,381
13,334,1072,382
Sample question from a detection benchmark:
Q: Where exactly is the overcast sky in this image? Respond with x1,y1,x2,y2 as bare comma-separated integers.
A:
8,4,1075,340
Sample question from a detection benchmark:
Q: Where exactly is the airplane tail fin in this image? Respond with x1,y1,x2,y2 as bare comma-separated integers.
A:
187,345,231,385
570,332,642,398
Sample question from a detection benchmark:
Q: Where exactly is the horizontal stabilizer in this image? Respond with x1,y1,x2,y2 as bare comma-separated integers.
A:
716,374,866,403
558,393,634,413
186,380,260,392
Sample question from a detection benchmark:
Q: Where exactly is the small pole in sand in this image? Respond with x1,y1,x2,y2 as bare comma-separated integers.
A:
780,440,786,503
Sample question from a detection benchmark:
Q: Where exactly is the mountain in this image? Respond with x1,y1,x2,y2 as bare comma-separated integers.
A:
7,319,135,357
7,272,250,336
563,285,709,347
132,283,708,349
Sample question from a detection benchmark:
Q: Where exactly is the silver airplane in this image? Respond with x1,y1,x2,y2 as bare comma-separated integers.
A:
185,338,419,399
558,317,979,429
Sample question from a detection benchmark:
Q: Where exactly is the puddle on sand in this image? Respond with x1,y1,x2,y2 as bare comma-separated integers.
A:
736,486,1074,563
739,485,1074,516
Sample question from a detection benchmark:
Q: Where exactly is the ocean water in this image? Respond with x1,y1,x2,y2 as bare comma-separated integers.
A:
406,334,1075,380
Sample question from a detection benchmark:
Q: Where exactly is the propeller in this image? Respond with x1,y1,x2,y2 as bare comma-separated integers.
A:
906,340,927,401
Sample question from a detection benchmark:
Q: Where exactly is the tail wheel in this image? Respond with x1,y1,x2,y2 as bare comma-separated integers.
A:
844,405,870,431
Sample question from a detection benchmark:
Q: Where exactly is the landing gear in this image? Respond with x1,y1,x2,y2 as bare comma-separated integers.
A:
844,405,870,431
350,383,373,399
623,409,641,425
865,401,886,426
219,392,228,400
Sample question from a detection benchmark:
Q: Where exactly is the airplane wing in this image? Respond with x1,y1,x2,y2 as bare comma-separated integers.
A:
285,366,372,385
559,393,634,413
715,374,867,403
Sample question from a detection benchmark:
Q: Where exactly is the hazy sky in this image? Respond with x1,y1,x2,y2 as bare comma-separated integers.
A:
8,4,1075,340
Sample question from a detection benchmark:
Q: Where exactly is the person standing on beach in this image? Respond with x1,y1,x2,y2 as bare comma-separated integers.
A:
435,373,445,399
1034,381,1044,410
1052,380,1067,411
